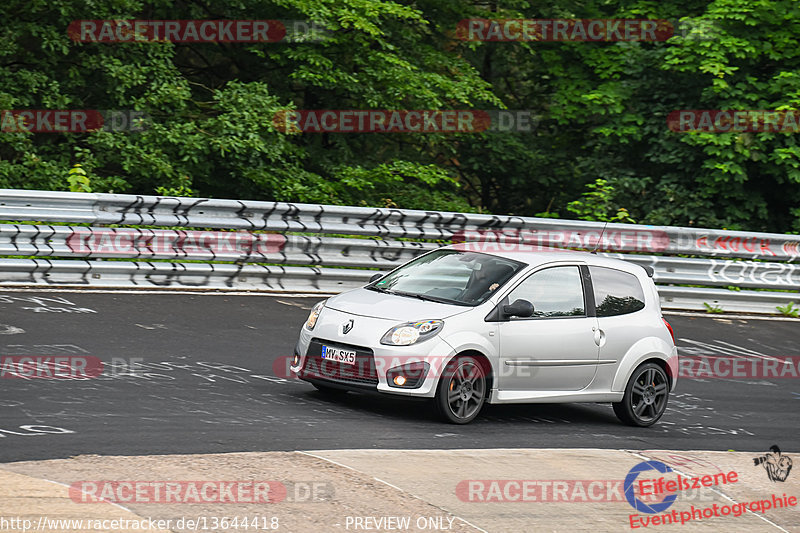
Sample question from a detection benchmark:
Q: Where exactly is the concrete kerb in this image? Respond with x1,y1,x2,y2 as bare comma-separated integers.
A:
0,468,173,533
1,448,797,532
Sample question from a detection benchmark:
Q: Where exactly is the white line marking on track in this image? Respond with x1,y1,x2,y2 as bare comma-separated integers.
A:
680,339,785,363
664,311,800,322
0,324,24,335
275,299,313,310
33,476,139,514
298,450,488,533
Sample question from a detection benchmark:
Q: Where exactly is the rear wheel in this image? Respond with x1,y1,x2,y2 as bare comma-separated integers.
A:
434,356,487,424
613,363,669,427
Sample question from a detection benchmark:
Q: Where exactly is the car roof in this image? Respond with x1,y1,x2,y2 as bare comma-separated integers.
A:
442,244,648,275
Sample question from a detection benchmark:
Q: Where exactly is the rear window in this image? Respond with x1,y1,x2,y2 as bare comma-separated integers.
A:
590,266,646,317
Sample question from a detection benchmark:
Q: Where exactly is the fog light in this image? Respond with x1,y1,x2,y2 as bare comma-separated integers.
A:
387,361,430,389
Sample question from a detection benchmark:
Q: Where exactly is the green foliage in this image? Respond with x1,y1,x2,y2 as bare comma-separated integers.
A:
332,161,475,212
566,179,636,223
456,0,800,230
66,163,91,193
703,302,724,314
0,0,799,233
0,0,496,210
154,177,198,198
776,302,799,318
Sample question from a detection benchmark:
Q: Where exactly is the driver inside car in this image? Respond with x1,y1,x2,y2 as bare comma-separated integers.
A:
462,261,515,302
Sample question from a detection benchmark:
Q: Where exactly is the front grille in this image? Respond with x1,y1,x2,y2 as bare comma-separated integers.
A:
300,338,378,387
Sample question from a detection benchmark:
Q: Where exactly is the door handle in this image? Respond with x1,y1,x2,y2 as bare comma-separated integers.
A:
593,328,605,346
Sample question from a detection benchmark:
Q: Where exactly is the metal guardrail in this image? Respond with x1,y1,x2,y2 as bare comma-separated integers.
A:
0,189,797,314
0,259,370,293
2,226,799,290
0,225,428,268
3,189,800,259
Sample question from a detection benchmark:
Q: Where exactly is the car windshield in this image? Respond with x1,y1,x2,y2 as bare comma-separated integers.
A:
367,249,525,306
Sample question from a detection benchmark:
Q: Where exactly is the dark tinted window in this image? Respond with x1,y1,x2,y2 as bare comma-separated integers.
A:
590,266,645,317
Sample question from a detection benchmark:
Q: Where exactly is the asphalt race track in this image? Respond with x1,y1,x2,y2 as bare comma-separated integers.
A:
0,290,797,463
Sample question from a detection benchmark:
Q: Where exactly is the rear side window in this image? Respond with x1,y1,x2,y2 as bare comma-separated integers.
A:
590,266,646,317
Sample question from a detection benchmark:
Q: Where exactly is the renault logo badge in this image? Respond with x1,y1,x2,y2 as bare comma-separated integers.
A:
342,319,354,335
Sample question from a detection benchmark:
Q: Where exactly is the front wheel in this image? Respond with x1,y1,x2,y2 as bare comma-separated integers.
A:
613,363,670,427
433,356,487,424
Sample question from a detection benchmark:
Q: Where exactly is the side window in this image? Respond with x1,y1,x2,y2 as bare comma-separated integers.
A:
590,266,646,317
507,266,585,318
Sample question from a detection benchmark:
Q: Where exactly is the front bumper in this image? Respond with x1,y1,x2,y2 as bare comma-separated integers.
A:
290,310,455,398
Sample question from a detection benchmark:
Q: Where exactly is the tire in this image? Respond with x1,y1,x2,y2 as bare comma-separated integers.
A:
613,363,670,427
434,356,487,424
312,382,348,396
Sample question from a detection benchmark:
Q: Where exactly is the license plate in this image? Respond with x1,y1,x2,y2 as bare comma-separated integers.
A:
321,345,356,365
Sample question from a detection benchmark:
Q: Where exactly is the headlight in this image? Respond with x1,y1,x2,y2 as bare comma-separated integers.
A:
380,320,443,346
305,300,326,330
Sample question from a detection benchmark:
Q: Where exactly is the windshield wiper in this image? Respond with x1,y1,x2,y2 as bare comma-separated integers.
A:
368,286,469,306
391,291,469,306
366,285,393,294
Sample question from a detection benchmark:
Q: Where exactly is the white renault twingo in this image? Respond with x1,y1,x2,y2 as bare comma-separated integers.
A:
291,246,677,426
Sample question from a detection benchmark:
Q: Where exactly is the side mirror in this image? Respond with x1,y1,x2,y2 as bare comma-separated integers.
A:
502,299,534,318
369,273,383,283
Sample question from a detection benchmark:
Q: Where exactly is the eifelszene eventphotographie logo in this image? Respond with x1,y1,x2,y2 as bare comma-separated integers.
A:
624,461,677,514
754,445,793,482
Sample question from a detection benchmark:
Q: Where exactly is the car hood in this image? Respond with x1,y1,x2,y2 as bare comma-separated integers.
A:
325,288,472,321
